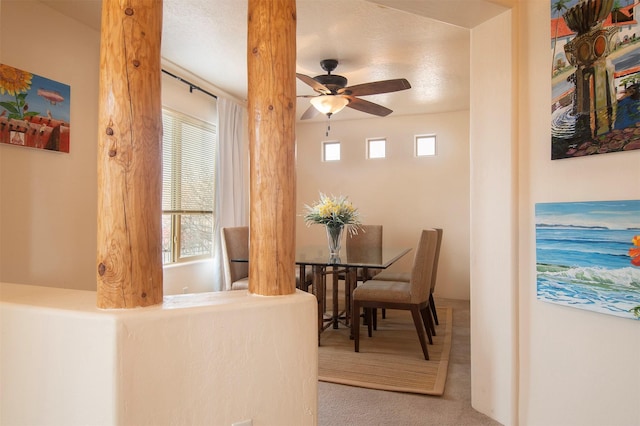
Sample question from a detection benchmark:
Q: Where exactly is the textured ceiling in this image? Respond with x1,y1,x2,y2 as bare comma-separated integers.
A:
37,0,511,121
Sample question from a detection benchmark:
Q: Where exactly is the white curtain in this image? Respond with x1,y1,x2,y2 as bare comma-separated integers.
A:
213,97,248,291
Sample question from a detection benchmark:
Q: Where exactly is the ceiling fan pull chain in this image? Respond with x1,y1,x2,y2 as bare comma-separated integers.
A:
326,115,331,137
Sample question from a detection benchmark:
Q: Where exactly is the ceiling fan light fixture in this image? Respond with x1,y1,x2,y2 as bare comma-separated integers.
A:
310,95,349,116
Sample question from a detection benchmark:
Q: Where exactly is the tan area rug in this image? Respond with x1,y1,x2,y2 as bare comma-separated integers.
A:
318,307,452,395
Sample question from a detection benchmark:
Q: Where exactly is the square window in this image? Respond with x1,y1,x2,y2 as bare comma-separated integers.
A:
415,135,436,157
367,138,386,159
323,141,340,161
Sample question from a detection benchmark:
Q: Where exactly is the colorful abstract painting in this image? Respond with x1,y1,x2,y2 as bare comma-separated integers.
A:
0,64,71,153
551,0,640,159
536,200,640,320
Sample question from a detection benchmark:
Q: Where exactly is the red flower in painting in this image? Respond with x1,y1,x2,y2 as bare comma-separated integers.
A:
629,235,640,267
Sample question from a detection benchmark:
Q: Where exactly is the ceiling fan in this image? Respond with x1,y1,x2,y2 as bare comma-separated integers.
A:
297,59,411,120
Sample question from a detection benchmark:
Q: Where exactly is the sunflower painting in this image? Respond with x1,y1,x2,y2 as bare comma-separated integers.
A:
0,64,71,153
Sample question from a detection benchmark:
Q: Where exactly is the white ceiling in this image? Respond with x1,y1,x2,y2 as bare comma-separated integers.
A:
37,0,510,122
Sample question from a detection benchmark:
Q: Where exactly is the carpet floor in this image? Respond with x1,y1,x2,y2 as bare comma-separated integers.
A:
317,298,503,426
318,307,452,395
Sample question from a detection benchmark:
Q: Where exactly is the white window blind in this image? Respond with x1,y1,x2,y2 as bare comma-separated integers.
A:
162,108,216,263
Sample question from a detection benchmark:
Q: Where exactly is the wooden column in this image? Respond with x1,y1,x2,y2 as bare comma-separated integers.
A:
96,0,163,308
247,0,297,295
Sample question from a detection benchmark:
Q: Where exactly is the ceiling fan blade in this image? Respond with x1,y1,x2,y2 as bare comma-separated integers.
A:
296,73,331,95
345,96,393,117
339,78,411,97
300,104,320,120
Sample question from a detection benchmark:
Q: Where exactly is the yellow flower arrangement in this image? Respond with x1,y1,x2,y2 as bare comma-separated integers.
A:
303,193,361,232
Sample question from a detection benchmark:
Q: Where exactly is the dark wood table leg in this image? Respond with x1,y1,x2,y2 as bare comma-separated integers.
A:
313,265,325,345
345,267,357,326
298,264,305,290
348,267,358,338
332,266,340,329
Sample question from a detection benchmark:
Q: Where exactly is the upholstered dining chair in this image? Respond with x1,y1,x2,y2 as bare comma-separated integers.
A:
373,227,443,332
221,226,313,291
352,229,439,360
339,225,383,318
346,224,383,281
221,226,250,291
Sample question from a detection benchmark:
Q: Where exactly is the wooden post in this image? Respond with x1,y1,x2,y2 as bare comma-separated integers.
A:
247,0,297,296
96,0,163,308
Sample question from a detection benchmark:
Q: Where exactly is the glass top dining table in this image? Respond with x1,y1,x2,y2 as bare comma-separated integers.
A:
231,245,412,343
295,245,411,268
295,245,412,343
229,246,411,271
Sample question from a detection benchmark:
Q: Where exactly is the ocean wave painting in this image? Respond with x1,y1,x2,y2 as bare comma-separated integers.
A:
535,200,640,320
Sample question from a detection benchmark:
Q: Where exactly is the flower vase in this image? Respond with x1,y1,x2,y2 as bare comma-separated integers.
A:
326,225,344,257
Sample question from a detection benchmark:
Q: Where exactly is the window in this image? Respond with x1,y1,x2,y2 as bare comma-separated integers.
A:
415,134,436,157
323,141,340,161
367,137,386,159
162,108,216,264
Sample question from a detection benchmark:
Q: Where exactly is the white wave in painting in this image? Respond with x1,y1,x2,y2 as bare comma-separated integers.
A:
537,264,640,319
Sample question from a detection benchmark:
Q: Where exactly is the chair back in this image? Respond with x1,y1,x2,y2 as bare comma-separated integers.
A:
346,225,382,261
347,225,383,247
430,228,443,294
221,226,249,290
347,225,382,279
409,229,438,303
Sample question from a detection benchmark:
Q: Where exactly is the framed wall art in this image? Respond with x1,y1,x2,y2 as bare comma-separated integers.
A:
0,64,71,153
535,200,640,320
551,0,640,159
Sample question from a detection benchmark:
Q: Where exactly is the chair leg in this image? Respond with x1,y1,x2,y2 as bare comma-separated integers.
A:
345,268,357,326
353,301,361,352
420,306,434,344
429,293,439,325
422,304,436,338
373,308,377,330
410,307,429,360
364,308,378,331
366,308,373,337
344,271,351,326
429,307,437,336
382,308,386,319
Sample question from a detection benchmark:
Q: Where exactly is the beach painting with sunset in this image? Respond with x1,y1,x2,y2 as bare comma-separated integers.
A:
535,200,640,320
0,64,71,153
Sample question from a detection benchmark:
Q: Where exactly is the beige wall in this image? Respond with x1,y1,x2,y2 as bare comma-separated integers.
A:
296,111,470,300
0,0,99,290
469,3,640,425
470,11,518,424
515,2,640,425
